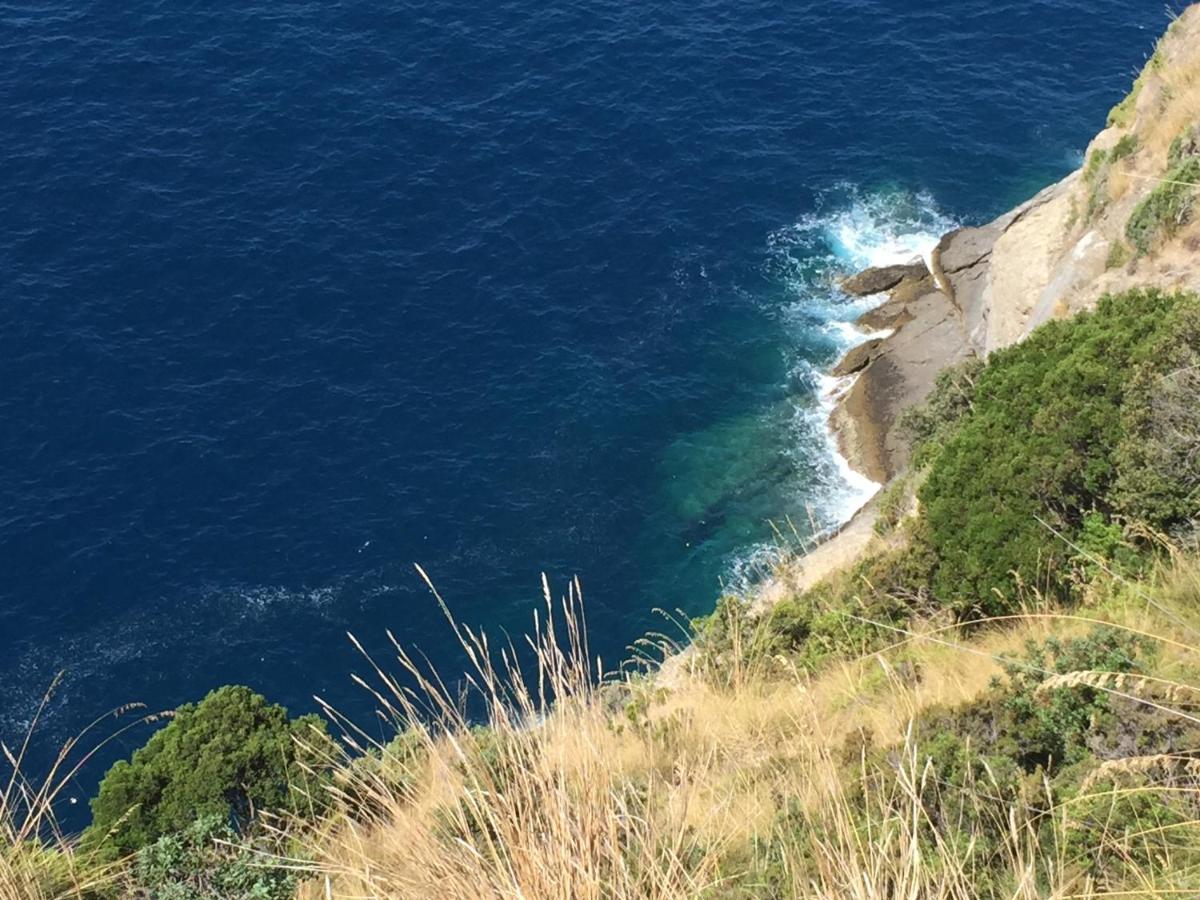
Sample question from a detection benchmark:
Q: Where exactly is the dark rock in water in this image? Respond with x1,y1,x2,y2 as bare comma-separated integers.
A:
831,338,884,377
840,262,927,296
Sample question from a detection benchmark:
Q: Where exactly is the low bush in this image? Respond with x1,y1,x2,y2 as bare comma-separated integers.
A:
898,357,983,469
130,815,298,900
691,540,928,679
1125,157,1200,254
920,289,1186,617
1110,133,1139,161
84,685,331,859
1113,294,1200,536
1105,239,1131,270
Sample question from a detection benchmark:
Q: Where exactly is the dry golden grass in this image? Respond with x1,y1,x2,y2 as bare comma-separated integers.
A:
0,677,157,900
1109,9,1200,181
292,555,1200,899
1141,54,1200,169
1106,162,1131,204
3,553,1196,899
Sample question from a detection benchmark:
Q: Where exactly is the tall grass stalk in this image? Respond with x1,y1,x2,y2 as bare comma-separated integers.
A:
1,675,161,900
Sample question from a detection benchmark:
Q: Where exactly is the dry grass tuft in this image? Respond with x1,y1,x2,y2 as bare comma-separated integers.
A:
0,676,157,900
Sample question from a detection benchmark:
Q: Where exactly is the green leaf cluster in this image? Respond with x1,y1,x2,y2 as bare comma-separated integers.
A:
919,289,1189,616
83,685,329,859
131,814,298,900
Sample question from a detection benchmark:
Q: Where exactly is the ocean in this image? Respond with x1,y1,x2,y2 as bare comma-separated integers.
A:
0,0,1183,801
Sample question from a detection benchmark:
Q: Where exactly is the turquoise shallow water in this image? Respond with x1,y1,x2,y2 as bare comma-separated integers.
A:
0,0,1184,797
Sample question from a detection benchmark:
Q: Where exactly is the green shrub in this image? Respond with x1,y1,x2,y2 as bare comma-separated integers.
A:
1084,148,1112,219
1105,239,1131,270
914,628,1145,779
1084,136,1139,224
865,626,1200,895
898,357,984,469
794,540,933,670
131,814,299,900
919,290,1183,616
1125,157,1200,255
872,475,911,535
1062,782,1200,890
1113,295,1200,534
1084,148,1109,183
691,538,932,678
1110,133,1139,161
1070,511,1144,582
1168,124,1199,167
996,628,1147,769
84,685,331,859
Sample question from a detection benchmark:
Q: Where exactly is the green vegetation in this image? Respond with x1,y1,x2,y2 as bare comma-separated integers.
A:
1169,124,1200,166
921,289,1196,615
1106,43,1165,128
872,473,911,535
1113,297,1200,532
882,625,1200,894
917,627,1150,774
696,288,1199,670
898,357,983,469
131,815,298,900
1123,122,1199,255
1083,147,1109,183
1105,238,1130,270
1084,135,1139,223
84,685,329,860
1125,156,1200,254
1110,132,1139,161
1084,148,1111,220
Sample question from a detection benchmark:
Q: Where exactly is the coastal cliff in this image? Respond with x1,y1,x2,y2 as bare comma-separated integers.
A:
11,7,1200,899
831,3,1200,486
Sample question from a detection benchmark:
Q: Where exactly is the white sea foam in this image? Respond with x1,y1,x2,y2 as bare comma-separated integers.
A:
809,190,954,519
814,372,880,522
779,189,955,526
824,319,894,348
717,187,956,595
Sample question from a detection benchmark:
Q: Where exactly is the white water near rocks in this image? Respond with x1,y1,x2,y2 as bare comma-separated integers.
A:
724,187,954,592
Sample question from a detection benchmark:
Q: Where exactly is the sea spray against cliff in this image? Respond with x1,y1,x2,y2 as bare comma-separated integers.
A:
717,187,955,593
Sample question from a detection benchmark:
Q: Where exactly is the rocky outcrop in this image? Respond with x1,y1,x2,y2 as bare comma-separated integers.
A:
833,283,972,481
830,338,884,376
840,262,928,297
829,2,1200,485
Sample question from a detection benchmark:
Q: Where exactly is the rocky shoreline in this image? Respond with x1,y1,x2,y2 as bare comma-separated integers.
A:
828,174,1082,484
663,0,1200,688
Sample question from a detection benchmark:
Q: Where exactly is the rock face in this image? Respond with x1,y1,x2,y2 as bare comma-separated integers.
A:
833,285,971,481
840,262,928,297
827,2,1200,487
830,339,884,377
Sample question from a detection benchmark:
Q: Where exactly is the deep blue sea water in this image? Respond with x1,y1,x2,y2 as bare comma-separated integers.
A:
0,0,1185,802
